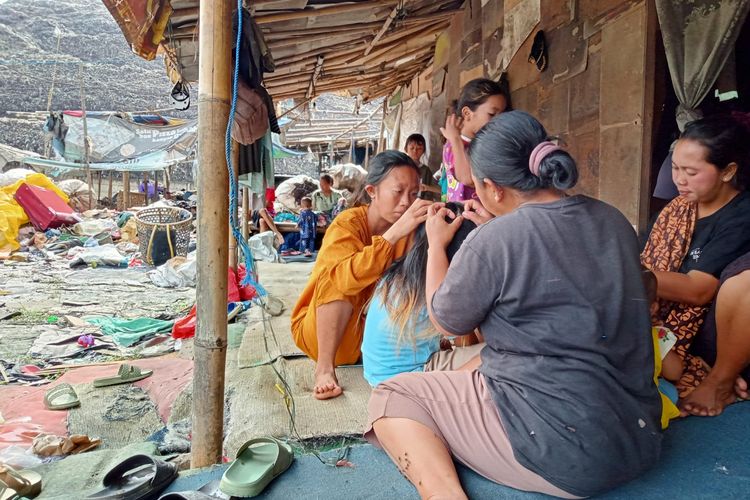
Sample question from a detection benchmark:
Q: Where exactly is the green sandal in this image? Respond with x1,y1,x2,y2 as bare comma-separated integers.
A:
93,364,153,388
44,383,80,410
0,465,41,499
219,437,294,498
0,479,19,500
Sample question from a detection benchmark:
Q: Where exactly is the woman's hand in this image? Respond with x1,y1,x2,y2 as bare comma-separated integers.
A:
382,198,432,245
440,113,462,143
462,199,494,225
426,203,463,249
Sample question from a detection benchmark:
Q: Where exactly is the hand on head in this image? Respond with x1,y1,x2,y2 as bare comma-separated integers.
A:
426,203,464,249
440,113,463,142
461,199,494,225
383,198,433,244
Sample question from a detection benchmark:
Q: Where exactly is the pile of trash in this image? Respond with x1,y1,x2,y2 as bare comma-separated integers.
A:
0,169,196,268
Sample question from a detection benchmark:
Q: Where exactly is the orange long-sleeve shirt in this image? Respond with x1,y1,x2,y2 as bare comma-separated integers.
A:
291,206,409,364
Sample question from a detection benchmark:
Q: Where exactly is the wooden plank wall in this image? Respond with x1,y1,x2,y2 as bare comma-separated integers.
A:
398,0,653,226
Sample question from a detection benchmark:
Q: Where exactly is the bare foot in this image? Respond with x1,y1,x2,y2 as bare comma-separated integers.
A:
735,376,748,400
275,233,284,247
313,369,343,400
679,377,737,417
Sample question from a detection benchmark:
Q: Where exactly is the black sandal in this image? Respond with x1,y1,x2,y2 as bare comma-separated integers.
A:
86,454,177,500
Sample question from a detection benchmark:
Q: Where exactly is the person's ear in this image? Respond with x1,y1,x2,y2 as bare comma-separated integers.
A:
365,184,377,200
722,163,738,183
483,178,503,203
461,106,472,122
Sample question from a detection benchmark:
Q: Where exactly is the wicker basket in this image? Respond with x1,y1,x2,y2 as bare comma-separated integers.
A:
134,207,193,265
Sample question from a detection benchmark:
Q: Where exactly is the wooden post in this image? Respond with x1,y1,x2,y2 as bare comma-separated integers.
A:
165,167,171,198
79,63,93,210
228,141,239,270
241,186,249,243
377,100,387,153
107,171,113,203
154,170,159,201
191,0,231,469
364,141,370,170
123,171,131,209
97,171,102,207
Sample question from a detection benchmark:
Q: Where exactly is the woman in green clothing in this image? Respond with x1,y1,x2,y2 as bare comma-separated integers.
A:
311,174,343,217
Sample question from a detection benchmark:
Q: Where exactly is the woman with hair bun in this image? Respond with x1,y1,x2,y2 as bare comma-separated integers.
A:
365,111,662,498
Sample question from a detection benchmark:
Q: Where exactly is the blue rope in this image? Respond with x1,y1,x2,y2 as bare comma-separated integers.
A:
226,1,267,296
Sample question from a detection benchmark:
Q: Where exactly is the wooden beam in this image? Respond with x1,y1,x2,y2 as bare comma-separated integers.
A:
267,28,378,48
172,7,199,19
400,8,460,26
192,0,231,469
268,32,374,51
364,2,401,56
332,105,383,141
306,55,325,98
263,21,382,38
254,0,393,25
122,171,130,208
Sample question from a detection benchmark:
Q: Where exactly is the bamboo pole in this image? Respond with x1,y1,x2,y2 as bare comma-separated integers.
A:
229,141,239,270
165,167,171,198
377,99,387,153
191,0,231,469
123,171,130,209
142,173,149,204
43,30,62,158
364,2,400,56
95,171,101,207
306,56,325,98
241,186,249,245
107,171,113,202
154,170,159,201
78,63,93,210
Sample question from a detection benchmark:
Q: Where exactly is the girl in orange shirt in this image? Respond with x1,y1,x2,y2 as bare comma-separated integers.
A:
292,151,432,399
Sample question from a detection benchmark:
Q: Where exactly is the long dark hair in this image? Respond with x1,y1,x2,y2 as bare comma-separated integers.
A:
451,77,511,115
470,110,578,191
681,115,749,189
377,202,476,347
354,150,419,204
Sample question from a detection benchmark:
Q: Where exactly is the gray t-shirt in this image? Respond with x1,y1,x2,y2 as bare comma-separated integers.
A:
432,195,662,497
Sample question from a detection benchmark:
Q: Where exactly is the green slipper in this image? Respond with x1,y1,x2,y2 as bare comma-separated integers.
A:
44,383,80,410
93,364,153,388
0,465,41,499
219,437,294,498
0,479,20,500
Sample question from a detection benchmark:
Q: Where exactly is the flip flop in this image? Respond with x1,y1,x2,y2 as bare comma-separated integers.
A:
93,364,153,388
44,382,80,410
0,465,42,499
158,493,214,500
220,437,294,498
0,479,19,500
86,454,177,500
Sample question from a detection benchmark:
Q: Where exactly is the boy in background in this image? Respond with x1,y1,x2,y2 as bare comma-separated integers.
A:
297,197,317,257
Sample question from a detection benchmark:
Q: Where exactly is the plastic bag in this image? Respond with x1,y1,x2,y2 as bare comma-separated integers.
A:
56,179,95,213
248,231,279,263
275,175,318,212
172,265,257,339
329,163,367,191
0,173,70,252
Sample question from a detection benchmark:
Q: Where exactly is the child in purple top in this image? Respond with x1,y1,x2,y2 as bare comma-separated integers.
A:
440,78,509,202
297,197,317,256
